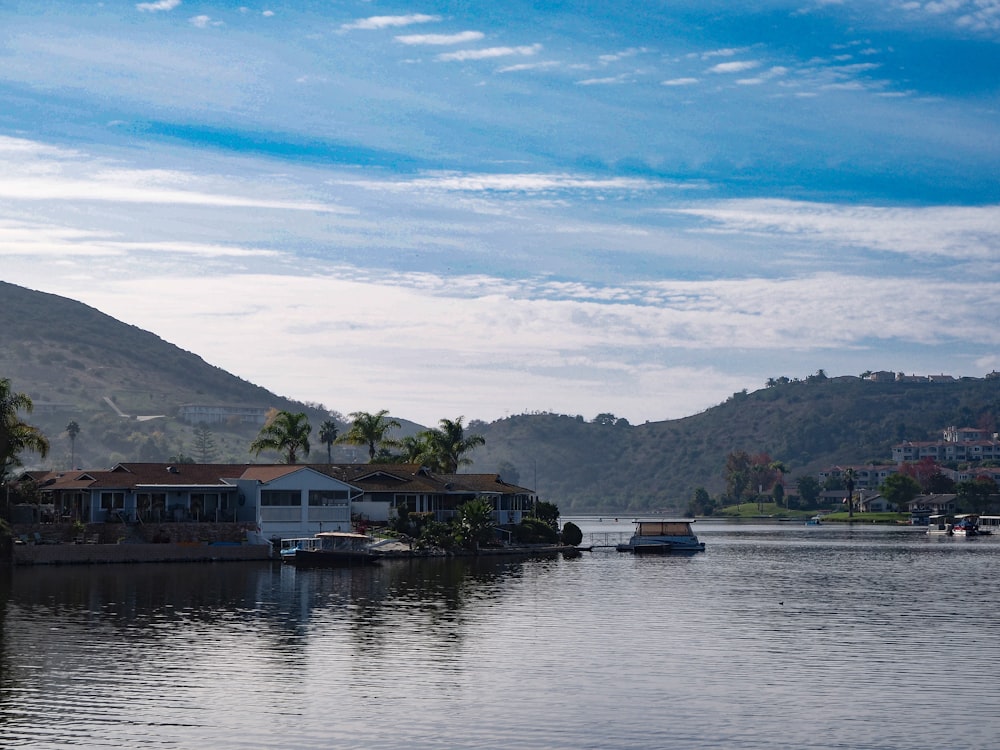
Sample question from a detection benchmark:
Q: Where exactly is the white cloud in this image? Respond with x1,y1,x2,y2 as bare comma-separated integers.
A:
670,199,1000,260
708,60,760,74
498,61,561,73
136,0,180,11
700,47,750,59
395,31,485,45
341,14,440,31
189,15,223,28
357,171,670,193
577,74,629,86
599,47,650,63
437,44,541,62
662,77,699,86
8,260,998,425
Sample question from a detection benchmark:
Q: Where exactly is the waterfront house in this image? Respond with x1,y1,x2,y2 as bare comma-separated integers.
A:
321,464,536,525
25,463,360,542
23,462,537,543
907,494,958,515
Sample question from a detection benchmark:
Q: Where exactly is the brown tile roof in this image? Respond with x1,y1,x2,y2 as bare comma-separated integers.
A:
28,462,536,496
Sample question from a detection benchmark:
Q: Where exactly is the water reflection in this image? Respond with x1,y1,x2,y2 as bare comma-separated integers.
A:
4,528,1000,750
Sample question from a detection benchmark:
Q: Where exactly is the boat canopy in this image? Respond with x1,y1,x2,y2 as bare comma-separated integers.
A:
636,521,695,536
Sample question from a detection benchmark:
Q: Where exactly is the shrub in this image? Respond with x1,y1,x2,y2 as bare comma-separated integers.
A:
513,517,559,544
560,521,583,546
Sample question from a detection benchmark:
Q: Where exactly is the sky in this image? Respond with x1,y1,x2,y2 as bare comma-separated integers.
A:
1,0,999,426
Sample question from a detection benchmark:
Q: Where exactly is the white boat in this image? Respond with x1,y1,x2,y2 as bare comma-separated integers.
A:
977,515,1000,534
806,515,823,526
952,514,986,537
926,514,954,535
280,532,380,567
926,514,987,537
616,519,705,553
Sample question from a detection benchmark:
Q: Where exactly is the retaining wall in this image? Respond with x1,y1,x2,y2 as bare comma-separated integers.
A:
12,541,271,566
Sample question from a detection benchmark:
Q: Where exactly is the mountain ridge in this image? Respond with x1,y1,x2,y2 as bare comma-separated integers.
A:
4,281,999,512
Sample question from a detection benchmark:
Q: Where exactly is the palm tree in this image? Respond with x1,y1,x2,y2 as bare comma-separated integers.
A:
249,411,311,464
398,433,432,464
318,419,339,463
424,417,485,474
339,410,401,462
66,420,80,469
845,467,856,519
1,378,50,483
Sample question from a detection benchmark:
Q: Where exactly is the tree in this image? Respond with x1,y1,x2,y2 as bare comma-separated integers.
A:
398,433,432,464
900,457,949,494
772,482,785,508
339,410,400,461
318,419,339,463
797,475,821,507
533,499,560,528
193,425,219,463
592,413,617,425
879,473,921,511
457,497,496,550
956,476,997,514
844,467,856,518
249,411,311,464
496,460,520,485
1,378,50,484
687,486,714,516
422,417,485,474
725,450,752,507
66,420,80,469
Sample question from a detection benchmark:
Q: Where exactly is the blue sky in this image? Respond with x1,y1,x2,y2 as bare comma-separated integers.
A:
1,0,999,425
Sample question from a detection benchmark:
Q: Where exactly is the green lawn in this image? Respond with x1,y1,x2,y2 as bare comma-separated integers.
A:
713,505,910,525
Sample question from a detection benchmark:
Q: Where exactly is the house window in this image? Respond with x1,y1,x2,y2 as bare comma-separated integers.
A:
100,492,125,510
261,490,301,506
309,490,349,507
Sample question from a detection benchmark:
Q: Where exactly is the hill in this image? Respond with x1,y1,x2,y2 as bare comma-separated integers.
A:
4,282,1000,512
0,281,367,466
467,375,1000,513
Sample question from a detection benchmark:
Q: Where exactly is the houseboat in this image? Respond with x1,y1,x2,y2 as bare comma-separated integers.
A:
927,515,954,535
280,531,380,567
926,514,988,537
977,515,1000,534
616,519,705,554
952,515,986,537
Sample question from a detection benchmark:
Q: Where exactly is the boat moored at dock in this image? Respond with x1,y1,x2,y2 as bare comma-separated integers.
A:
280,531,380,567
616,519,705,554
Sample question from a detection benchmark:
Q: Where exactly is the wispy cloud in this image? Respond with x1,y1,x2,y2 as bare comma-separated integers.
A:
699,47,751,59
599,47,650,63
662,77,699,86
577,74,630,86
437,44,542,62
708,60,760,74
671,199,1000,261
189,15,223,28
498,61,561,73
357,171,672,193
396,31,485,45
136,0,180,11
341,14,441,31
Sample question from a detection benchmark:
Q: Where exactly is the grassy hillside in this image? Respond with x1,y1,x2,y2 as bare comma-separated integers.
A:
0,281,340,467
4,282,999,513
468,376,1000,513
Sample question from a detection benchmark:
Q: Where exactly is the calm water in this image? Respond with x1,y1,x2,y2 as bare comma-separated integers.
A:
2,519,999,750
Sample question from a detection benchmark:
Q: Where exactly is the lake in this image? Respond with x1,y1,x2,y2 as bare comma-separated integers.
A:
2,519,999,749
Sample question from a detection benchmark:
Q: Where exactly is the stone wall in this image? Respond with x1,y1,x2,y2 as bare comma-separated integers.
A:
13,541,271,566
10,521,253,545
6,521,270,566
